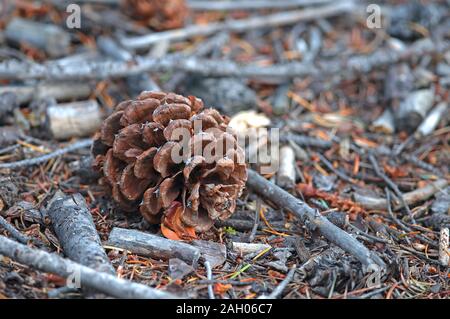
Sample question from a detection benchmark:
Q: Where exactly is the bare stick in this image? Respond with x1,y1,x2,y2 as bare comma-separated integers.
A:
354,179,448,211
204,261,215,299
187,0,333,11
107,227,201,267
0,82,91,105
439,228,449,267
0,139,93,170
280,134,332,148
47,191,115,274
4,18,70,57
53,0,332,9
97,36,160,95
246,169,386,270
0,235,177,299
416,102,448,137
368,153,414,222
259,265,297,299
277,146,296,188
120,1,354,49
232,242,271,255
371,109,395,134
0,215,32,244
46,100,103,140
1,39,447,82
318,153,355,184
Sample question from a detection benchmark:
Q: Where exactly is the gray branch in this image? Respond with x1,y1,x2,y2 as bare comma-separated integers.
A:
0,235,177,299
120,1,355,49
246,169,386,271
0,39,446,82
47,191,115,275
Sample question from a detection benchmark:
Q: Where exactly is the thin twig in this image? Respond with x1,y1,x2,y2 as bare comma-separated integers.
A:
0,139,92,170
204,261,215,299
120,2,354,49
248,199,261,243
187,0,333,11
0,215,32,244
368,153,415,223
317,153,356,184
259,265,297,299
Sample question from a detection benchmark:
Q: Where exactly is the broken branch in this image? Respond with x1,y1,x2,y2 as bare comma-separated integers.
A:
246,169,386,271
0,235,177,299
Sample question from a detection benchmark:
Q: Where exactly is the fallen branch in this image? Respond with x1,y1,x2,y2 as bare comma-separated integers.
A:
0,139,93,170
368,153,414,222
107,227,201,267
246,169,386,271
1,39,447,82
439,228,449,267
120,1,354,49
0,215,32,245
47,191,115,274
46,100,103,140
204,261,215,299
187,0,333,11
97,36,160,96
258,265,297,299
354,179,448,211
280,133,333,148
0,82,91,105
0,235,177,299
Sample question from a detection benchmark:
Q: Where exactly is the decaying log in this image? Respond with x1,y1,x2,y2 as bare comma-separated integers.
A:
277,145,296,188
354,179,448,211
46,100,103,140
47,191,115,275
0,235,177,299
246,169,386,271
0,82,91,105
107,227,201,267
5,18,70,57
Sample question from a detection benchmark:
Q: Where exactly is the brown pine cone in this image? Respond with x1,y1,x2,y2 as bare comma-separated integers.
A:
122,0,188,30
92,91,247,239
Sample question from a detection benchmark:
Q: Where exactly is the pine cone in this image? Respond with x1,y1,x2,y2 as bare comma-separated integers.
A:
122,0,188,30
92,91,247,239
